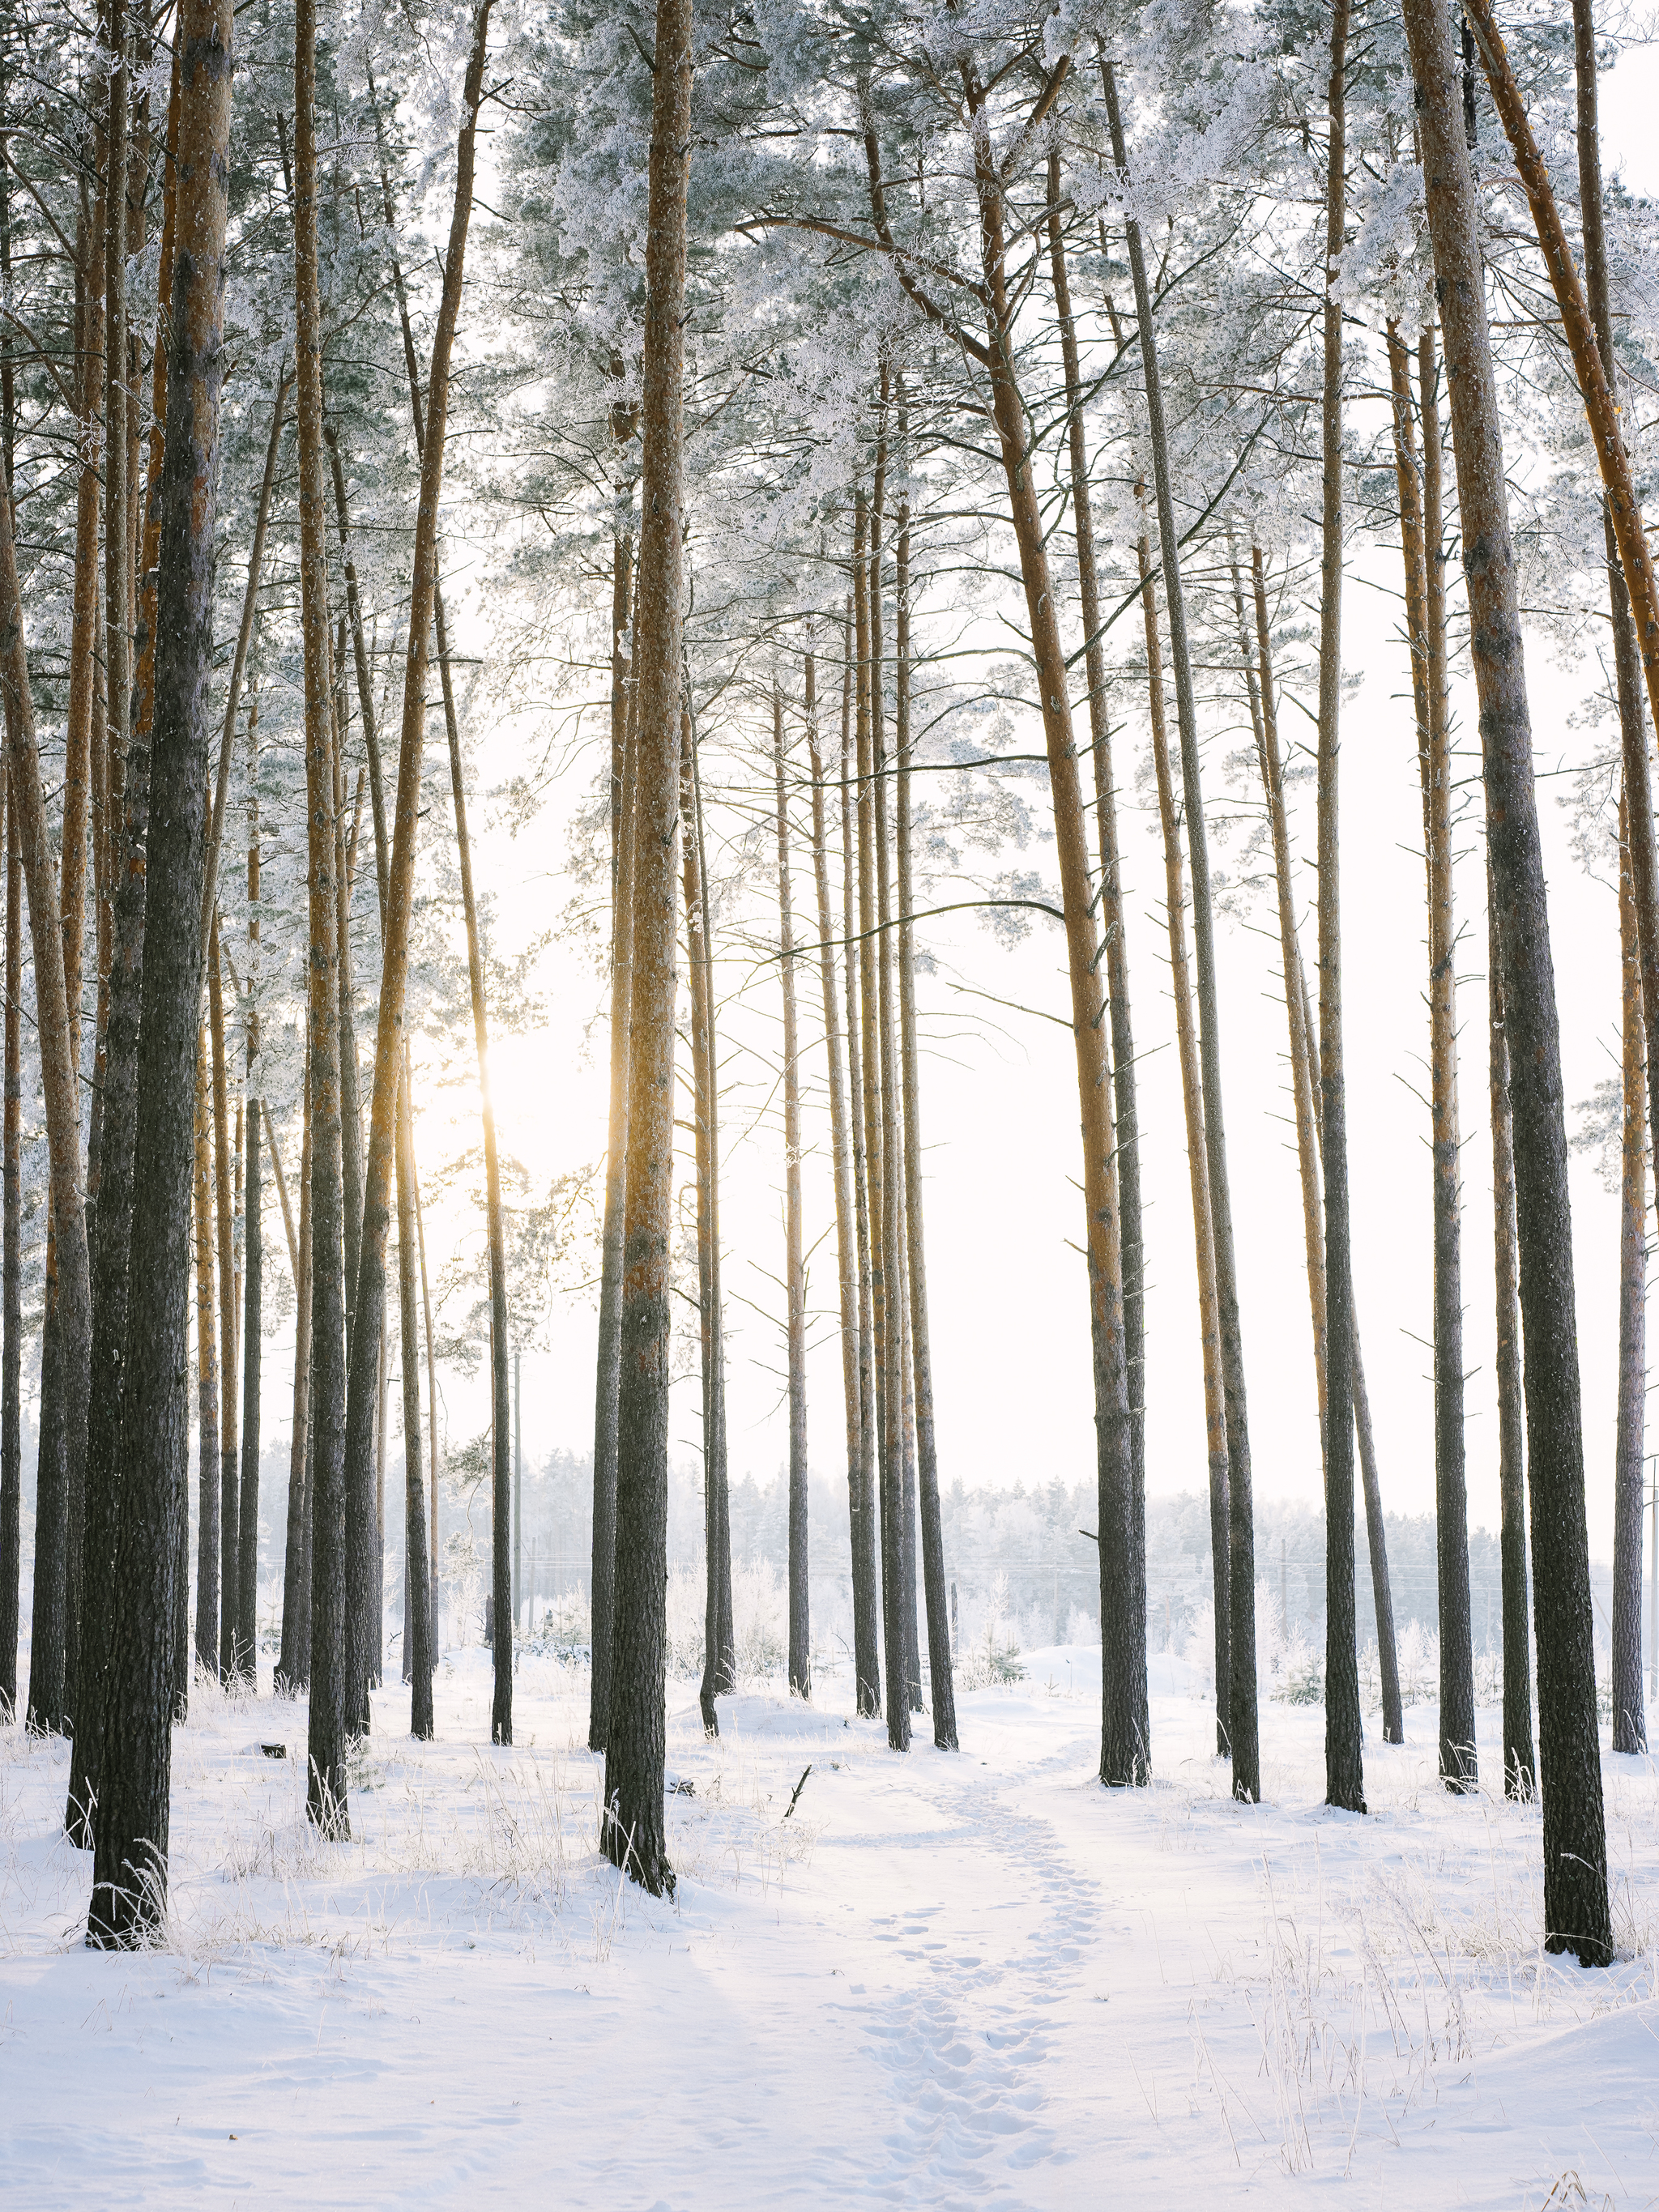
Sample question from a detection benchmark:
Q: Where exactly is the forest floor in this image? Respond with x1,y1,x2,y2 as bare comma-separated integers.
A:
2,1647,1657,2209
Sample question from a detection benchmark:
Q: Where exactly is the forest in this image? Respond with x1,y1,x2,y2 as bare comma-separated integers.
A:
2,0,1658,2200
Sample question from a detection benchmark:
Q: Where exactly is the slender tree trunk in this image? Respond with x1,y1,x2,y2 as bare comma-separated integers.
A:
416,1140,439,1656
237,767,262,1684
693,727,733,1693
279,1077,312,1694
193,1038,219,1672
398,1044,433,1737
1048,161,1146,1697
1104,58,1238,1792
1404,0,1608,1962
5,431,92,1748
87,0,232,1940
210,918,240,1681
1309,0,1365,1816
1612,795,1647,1752
296,0,350,1837
869,427,914,1752
842,641,880,1719
774,687,810,1696
809,631,876,1711
1141,527,1230,1751
601,0,691,1895
1488,875,1535,1795
681,719,727,1733
1392,324,1476,1785
591,546,637,1750
1573,0,1646,1754
0,790,15,1712
895,511,956,1749
342,0,492,1747
199,375,287,968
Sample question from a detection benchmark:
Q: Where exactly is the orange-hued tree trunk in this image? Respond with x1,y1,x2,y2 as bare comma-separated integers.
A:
600,0,693,1896
774,686,810,1698
87,0,234,1944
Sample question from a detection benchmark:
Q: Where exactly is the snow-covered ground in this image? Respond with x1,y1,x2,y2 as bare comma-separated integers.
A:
2,1647,1657,2208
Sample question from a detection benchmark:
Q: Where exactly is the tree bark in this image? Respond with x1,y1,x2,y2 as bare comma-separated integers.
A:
1397,324,1476,1785
681,718,729,1732
278,1076,312,1694
1404,0,1608,1962
1104,58,1237,1791
1572,0,1646,1756
236,757,262,1684
210,916,239,1681
841,624,880,1719
343,0,492,1747
87,0,232,1940
1310,0,1365,1817
591,543,637,1750
774,687,810,1696
809,626,876,1711
1142,527,1230,1753
1048,157,1145,1655
601,0,691,1895
193,1036,219,1672
296,0,350,1837
1488,872,1534,1796
397,1043,433,1737
895,512,956,1750
5,407,92,1746
1613,795,1647,1752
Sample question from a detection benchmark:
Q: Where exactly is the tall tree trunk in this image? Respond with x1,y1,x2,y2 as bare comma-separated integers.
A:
1488,874,1534,1795
842,637,880,1719
895,507,956,1750
853,482,903,1748
87,0,232,1940
868,420,913,1752
446,641,511,1745
193,1038,219,1673
1141,527,1230,1751
936,62,1140,1778
237,757,262,1684
590,543,637,1750
1104,58,1239,1791
601,0,691,1895
1247,548,1402,1741
397,1044,433,1737
416,1136,439,1655
369,58,506,1744
1612,795,1647,1752
1572,0,1647,1754
5,428,92,1749
1392,323,1476,1785
279,1078,313,1694
774,686,810,1698
808,628,877,1712
681,718,729,1731
211,918,239,1681
1404,0,1608,1963
343,0,491,1747
1310,0,1365,1817
0,789,15,1711
1048,159,1146,1677
199,374,287,967
296,0,350,1838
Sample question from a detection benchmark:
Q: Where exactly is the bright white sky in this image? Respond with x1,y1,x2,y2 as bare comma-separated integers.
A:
414,51,1659,1566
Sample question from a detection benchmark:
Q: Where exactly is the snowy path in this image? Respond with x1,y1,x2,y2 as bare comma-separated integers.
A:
2,1651,1657,2208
